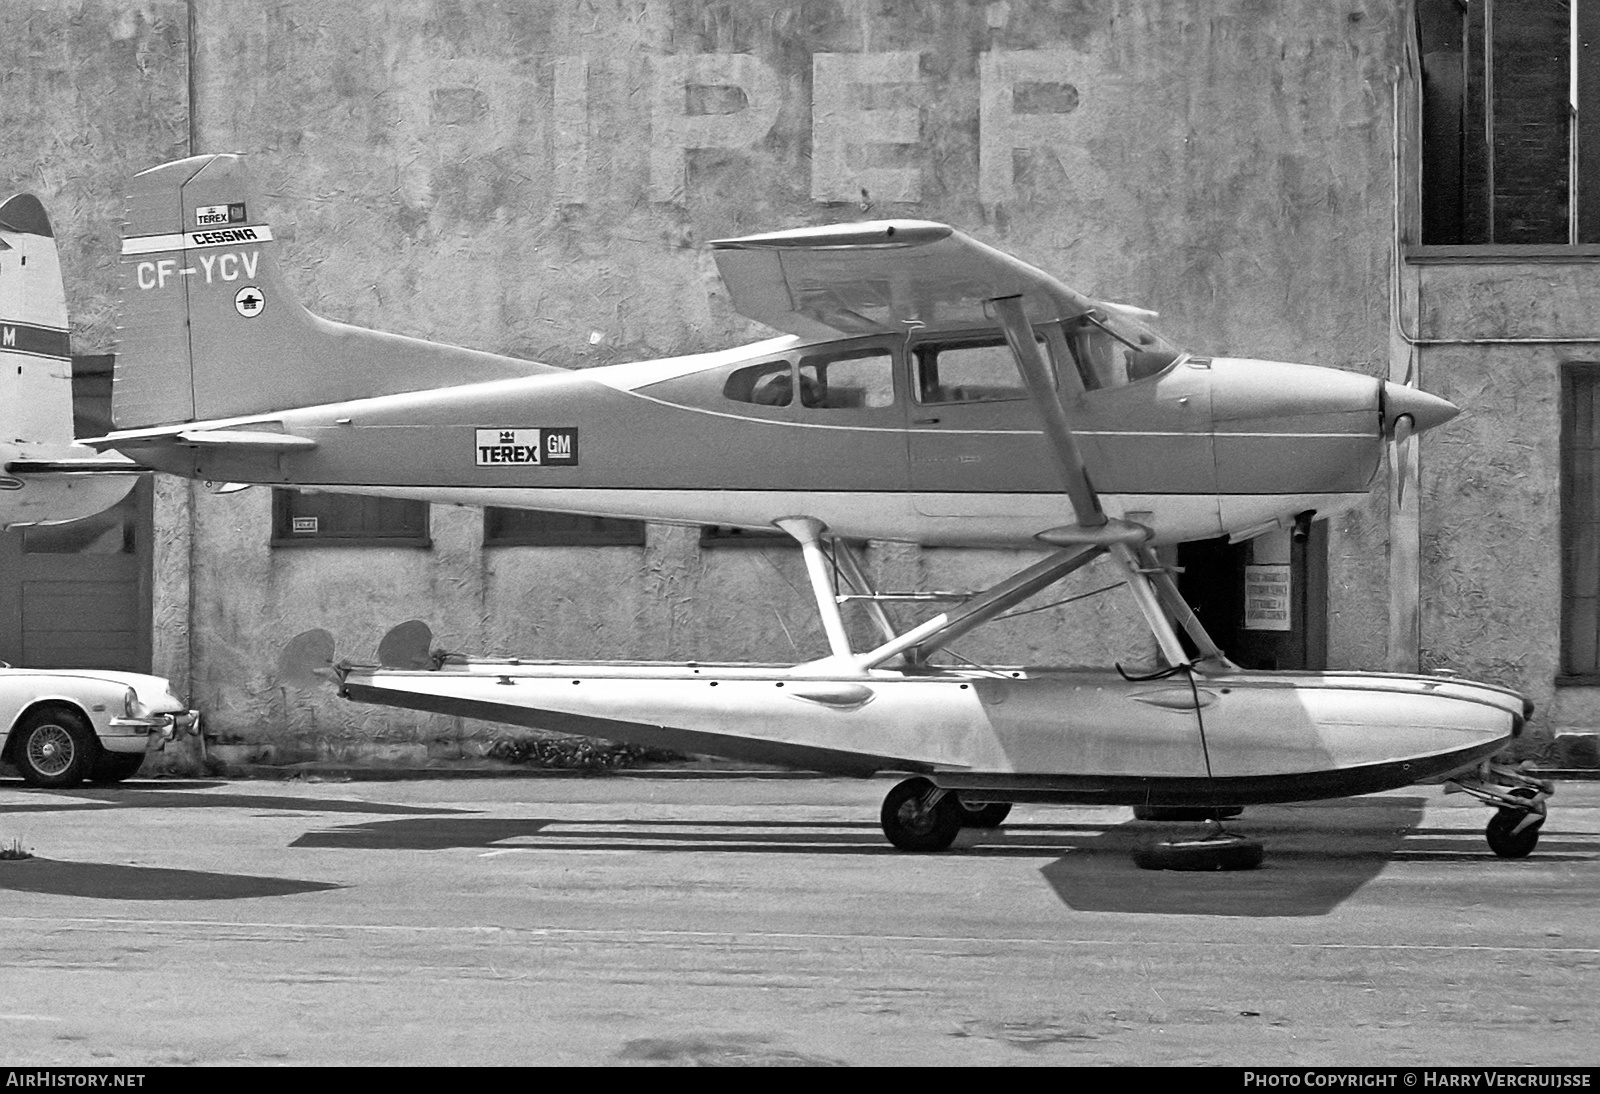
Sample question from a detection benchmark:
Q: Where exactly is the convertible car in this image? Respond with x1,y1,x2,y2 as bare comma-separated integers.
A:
1,665,199,787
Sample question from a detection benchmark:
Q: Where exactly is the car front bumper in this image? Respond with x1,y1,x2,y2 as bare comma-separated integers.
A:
103,709,202,752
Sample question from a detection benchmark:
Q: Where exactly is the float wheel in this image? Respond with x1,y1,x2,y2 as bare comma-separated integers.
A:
881,777,963,852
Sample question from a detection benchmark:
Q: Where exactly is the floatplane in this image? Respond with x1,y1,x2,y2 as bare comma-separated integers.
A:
88,154,1550,865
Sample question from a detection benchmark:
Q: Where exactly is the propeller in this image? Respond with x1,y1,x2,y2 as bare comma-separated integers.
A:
1381,380,1458,510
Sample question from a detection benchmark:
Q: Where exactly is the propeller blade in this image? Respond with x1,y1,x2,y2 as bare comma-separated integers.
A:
1393,414,1415,510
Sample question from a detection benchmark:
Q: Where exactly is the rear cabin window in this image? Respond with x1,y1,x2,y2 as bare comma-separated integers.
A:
723,360,796,406
722,350,897,411
797,348,895,409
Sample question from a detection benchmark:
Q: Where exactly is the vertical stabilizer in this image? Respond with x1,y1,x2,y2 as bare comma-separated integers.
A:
0,192,138,529
0,194,74,449
114,154,552,431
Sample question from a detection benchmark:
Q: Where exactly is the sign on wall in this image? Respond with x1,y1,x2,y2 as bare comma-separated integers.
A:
1244,564,1291,632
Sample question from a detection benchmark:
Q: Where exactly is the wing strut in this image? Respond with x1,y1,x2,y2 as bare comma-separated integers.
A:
989,294,1224,668
775,516,854,660
989,295,1105,532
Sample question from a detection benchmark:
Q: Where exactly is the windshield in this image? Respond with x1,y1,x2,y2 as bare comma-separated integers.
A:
1061,309,1185,391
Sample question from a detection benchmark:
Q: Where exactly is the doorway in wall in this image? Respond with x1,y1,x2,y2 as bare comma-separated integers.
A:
1177,523,1328,671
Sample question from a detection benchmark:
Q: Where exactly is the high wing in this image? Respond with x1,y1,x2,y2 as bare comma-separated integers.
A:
712,219,1105,338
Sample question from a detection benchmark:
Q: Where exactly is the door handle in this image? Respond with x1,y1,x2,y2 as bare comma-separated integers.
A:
914,417,941,424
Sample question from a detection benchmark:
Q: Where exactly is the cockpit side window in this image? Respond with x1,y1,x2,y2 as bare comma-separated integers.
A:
914,335,1053,404
797,348,896,409
723,360,797,406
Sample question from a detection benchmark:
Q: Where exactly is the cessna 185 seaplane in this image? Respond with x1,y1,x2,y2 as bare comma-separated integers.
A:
0,193,138,530
90,153,1549,865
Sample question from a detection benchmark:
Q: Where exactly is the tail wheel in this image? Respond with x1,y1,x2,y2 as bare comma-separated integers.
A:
12,707,99,788
881,777,963,852
957,800,1012,828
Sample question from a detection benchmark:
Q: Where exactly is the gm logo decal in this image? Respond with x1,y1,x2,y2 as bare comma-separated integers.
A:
475,428,578,467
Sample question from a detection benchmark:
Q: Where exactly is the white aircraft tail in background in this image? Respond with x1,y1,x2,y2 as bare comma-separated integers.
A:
0,192,139,530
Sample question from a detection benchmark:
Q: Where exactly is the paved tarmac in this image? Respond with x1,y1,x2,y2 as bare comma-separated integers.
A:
0,775,1595,1067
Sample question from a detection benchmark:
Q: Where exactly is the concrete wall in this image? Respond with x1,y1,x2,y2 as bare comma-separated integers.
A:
1411,262,1600,751
19,1,1573,762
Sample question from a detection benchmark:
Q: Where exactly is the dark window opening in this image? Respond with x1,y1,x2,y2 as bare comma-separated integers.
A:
1561,362,1600,679
483,508,646,547
272,490,431,546
1418,0,1597,245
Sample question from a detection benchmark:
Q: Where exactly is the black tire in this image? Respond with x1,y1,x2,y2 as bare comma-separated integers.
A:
89,750,147,784
1132,834,1265,871
1133,805,1243,822
11,707,99,788
1486,808,1542,859
881,777,963,852
957,800,1012,828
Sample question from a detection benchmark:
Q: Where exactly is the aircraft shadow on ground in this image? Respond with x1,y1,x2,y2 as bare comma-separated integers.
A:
0,784,473,817
1041,797,1432,917
292,814,1153,854
290,816,915,851
0,857,343,901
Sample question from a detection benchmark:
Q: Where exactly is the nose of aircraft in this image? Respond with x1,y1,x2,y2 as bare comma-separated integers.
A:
1382,381,1459,435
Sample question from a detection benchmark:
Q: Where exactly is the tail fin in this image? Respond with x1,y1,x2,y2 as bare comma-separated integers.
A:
114,154,554,430
0,193,74,449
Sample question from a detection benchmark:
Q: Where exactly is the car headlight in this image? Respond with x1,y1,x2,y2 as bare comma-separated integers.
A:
123,687,145,719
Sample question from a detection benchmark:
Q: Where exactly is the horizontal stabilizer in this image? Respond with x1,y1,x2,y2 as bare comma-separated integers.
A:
87,425,317,451
176,430,317,450
4,457,143,475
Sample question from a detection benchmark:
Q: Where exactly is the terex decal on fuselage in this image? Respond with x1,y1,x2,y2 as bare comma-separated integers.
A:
475,428,579,467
